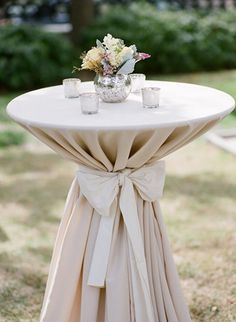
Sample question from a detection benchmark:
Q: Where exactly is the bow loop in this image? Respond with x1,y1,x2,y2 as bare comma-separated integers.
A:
131,161,165,201
77,168,118,217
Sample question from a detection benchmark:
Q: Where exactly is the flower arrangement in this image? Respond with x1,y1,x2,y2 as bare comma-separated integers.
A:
77,34,150,76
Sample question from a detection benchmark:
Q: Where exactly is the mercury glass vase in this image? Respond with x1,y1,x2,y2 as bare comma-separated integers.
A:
94,74,131,103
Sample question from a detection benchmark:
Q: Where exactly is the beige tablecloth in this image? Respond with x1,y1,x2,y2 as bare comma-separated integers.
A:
19,118,219,322
7,80,234,322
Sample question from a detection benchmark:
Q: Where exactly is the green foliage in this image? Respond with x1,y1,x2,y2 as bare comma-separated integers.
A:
0,92,20,123
0,130,25,147
0,25,76,90
80,4,236,74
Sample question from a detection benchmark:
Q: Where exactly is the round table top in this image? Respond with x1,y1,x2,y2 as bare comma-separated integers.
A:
7,80,235,131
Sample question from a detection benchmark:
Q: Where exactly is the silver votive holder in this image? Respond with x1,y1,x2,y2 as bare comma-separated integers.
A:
80,92,99,115
63,78,81,98
130,73,146,93
141,87,160,108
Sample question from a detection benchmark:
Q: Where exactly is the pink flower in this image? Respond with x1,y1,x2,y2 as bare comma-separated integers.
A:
137,53,151,61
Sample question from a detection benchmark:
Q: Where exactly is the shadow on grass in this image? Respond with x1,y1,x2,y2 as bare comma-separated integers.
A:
27,246,53,263
0,226,9,242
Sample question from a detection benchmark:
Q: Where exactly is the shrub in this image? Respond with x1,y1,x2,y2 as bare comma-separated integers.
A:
0,25,76,90
0,130,25,148
80,4,236,74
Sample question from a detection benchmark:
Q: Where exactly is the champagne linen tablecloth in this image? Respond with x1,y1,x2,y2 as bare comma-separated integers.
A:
7,81,235,322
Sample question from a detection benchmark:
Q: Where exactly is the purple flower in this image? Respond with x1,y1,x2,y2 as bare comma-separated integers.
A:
102,59,114,76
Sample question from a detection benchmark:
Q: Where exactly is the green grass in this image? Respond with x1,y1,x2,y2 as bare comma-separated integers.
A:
154,69,236,99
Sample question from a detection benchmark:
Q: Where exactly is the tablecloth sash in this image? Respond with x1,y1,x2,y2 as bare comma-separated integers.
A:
76,161,166,322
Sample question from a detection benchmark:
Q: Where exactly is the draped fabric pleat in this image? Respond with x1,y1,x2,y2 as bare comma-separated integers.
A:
20,120,219,322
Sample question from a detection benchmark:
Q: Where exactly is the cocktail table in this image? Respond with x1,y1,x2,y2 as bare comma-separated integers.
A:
7,80,235,322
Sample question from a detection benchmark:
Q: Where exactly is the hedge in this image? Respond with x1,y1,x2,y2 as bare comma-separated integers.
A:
0,24,76,90
80,3,236,74
1,5,236,90
0,130,25,148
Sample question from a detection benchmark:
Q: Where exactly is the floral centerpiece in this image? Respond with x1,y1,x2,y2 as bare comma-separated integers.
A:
76,34,150,102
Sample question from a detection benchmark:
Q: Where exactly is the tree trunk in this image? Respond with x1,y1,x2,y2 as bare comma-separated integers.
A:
0,0,8,6
70,0,94,46
0,0,9,19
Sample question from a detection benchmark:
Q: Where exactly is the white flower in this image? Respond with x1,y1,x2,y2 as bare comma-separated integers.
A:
108,51,121,67
79,34,150,75
103,34,123,50
118,46,134,65
86,47,104,62
81,47,105,73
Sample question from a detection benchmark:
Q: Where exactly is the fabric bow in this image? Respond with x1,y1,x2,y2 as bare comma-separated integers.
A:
77,161,165,322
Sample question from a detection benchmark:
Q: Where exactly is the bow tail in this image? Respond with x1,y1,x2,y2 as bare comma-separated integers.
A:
88,200,117,287
120,179,155,322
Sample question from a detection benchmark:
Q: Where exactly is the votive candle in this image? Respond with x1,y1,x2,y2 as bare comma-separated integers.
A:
141,87,161,108
130,73,146,93
63,78,81,98
80,92,99,115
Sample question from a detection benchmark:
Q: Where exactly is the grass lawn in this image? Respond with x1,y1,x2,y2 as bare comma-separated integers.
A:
0,70,236,321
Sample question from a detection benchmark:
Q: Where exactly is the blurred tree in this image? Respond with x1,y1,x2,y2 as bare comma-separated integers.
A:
70,0,94,46
0,0,8,5
0,0,8,15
